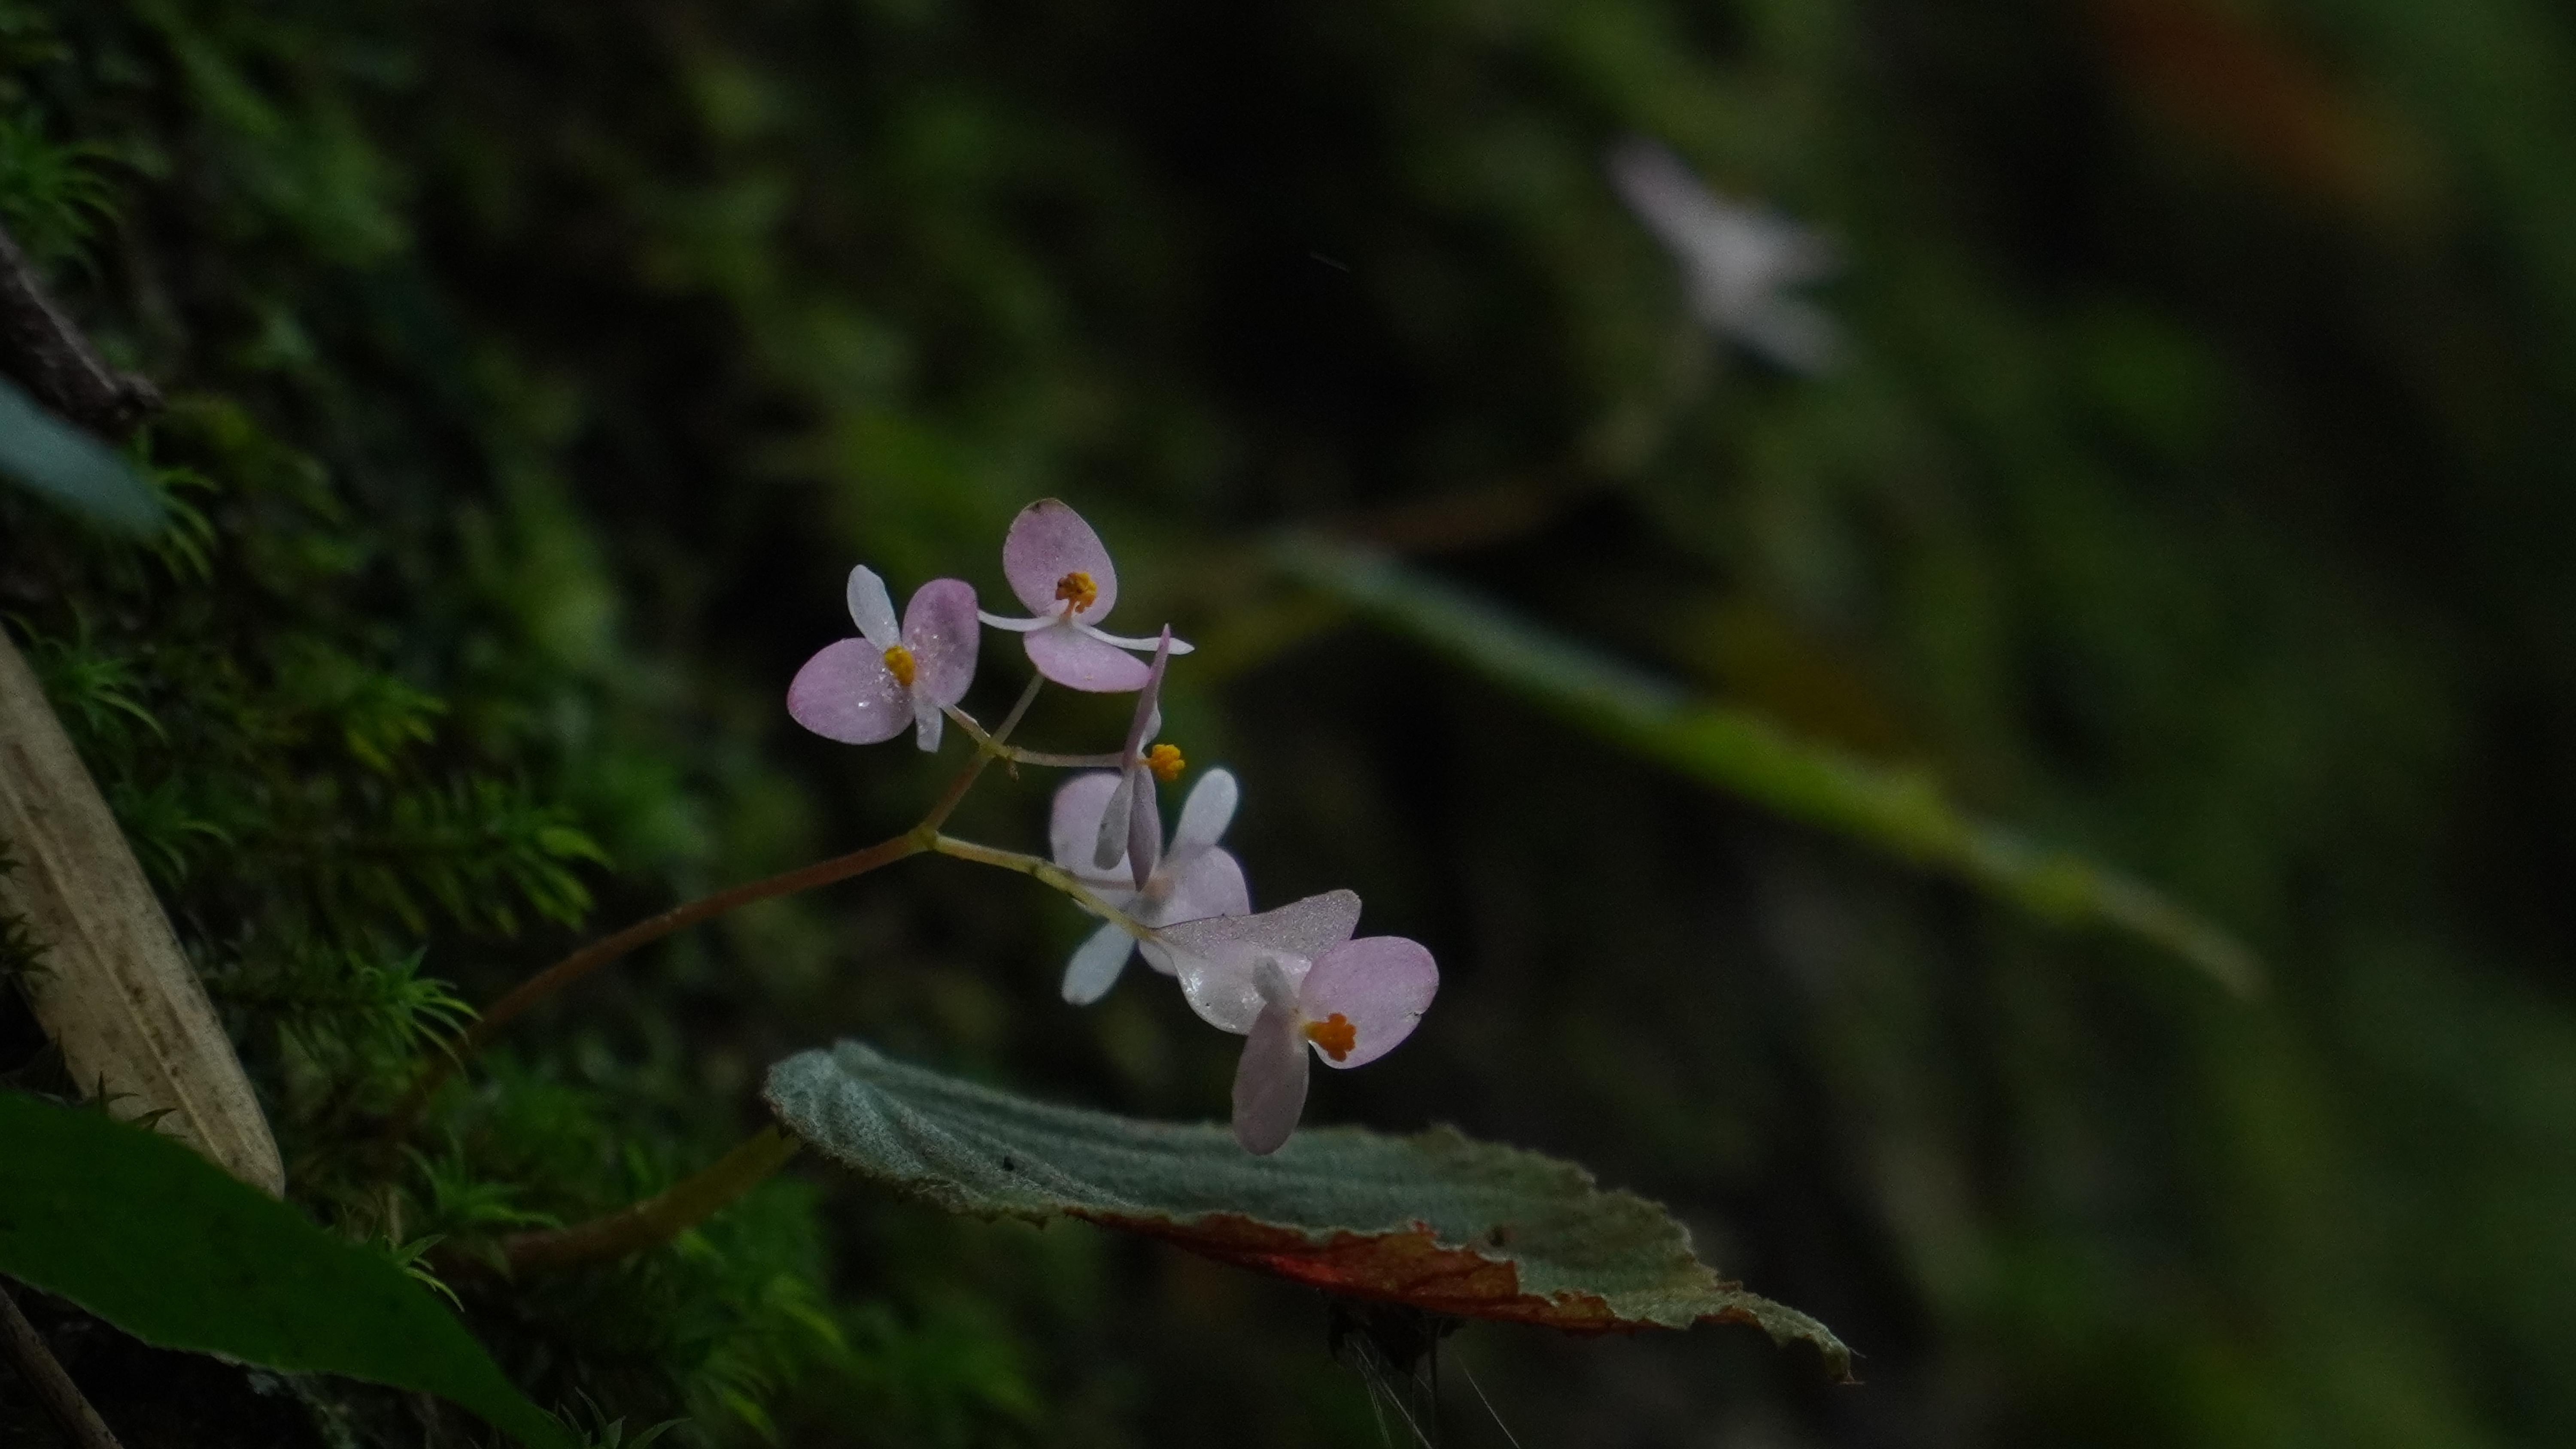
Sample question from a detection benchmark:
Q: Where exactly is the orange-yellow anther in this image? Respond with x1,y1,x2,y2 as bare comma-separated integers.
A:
881,644,917,688
1145,742,1186,782
1303,1013,1356,1062
1054,570,1099,613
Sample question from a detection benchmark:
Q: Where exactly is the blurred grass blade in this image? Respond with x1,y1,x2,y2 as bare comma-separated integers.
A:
1269,534,2260,993
0,374,160,533
768,1041,1853,1378
0,1092,574,1449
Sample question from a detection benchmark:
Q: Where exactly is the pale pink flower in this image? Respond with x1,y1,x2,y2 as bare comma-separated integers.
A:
977,499,1191,692
1050,766,1248,1004
787,566,979,751
1159,891,1439,1154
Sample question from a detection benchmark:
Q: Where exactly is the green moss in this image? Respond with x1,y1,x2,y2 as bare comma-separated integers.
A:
0,4,1038,1440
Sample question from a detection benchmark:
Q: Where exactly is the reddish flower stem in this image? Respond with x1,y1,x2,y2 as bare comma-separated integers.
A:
388,674,1044,1138
498,1127,802,1276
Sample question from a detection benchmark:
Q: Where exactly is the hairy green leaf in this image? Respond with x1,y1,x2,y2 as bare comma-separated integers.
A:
0,1091,573,1449
767,1042,1852,1379
1270,534,2260,993
0,375,159,531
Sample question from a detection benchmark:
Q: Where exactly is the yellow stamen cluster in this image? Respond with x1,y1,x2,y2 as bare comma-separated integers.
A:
1144,742,1186,782
881,644,916,688
1303,1013,1356,1062
1054,570,1098,613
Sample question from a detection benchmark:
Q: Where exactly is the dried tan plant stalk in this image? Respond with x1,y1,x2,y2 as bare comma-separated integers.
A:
0,628,282,1195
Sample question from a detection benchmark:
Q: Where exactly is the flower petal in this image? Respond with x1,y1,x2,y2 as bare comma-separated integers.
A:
910,696,945,752
1167,939,1274,1033
786,639,911,744
1024,625,1153,693
1050,772,1125,873
901,579,981,706
1231,1001,1311,1155
1060,920,1136,1005
1157,847,1249,927
977,611,1051,633
1121,630,1171,759
1299,936,1438,1069
1160,890,1360,1033
1075,622,1196,655
1173,769,1238,855
846,565,900,649
1125,765,1162,890
1002,499,1119,620
1134,850,1247,977
1094,768,1136,872
1163,890,1362,963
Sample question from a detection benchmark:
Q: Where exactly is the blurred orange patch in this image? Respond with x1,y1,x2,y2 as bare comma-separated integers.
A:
2092,0,2418,208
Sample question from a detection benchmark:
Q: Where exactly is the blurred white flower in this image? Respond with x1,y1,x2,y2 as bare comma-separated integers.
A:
1607,137,1839,374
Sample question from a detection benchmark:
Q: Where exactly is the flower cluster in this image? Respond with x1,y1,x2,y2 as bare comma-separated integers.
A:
789,500,1438,1153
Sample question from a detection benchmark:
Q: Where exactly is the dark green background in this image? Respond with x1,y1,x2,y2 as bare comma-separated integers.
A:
3,0,2572,1444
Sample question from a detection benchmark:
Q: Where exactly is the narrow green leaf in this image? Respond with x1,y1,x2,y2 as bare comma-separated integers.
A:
1269,533,2260,993
0,1091,573,1449
0,374,161,533
767,1042,1853,1379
